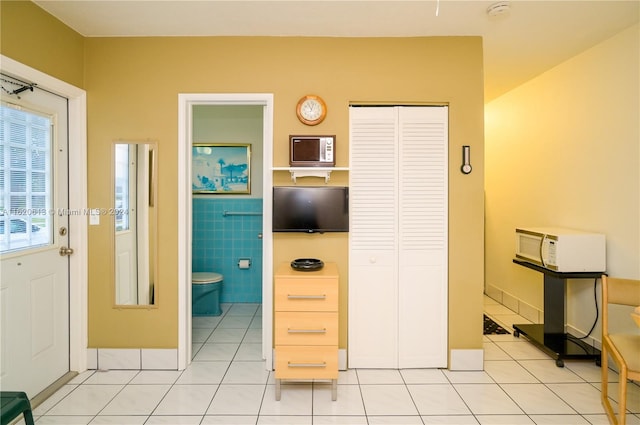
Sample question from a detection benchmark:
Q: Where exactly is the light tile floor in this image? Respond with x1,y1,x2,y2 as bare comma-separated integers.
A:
26,299,640,424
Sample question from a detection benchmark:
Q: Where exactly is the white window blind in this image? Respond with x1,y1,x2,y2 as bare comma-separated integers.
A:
0,104,53,253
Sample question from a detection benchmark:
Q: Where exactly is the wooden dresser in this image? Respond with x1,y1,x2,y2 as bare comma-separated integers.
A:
274,262,339,400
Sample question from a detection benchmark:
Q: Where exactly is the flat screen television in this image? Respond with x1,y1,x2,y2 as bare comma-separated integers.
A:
273,186,349,233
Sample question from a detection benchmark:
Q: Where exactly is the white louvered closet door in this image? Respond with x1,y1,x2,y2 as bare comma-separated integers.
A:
397,106,448,368
348,107,399,368
348,106,448,369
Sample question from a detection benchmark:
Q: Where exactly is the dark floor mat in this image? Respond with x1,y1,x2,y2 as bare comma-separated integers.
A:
484,314,510,335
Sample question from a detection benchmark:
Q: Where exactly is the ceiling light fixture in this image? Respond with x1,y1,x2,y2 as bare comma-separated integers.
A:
435,0,440,16
487,1,511,18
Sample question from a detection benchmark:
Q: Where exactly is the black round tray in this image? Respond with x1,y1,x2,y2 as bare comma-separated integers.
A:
291,258,324,271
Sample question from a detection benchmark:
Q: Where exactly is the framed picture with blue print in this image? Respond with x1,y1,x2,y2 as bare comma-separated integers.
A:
192,143,251,194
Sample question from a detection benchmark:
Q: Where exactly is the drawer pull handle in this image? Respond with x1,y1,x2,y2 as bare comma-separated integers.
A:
288,362,327,368
287,294,326,300
287,328,327,334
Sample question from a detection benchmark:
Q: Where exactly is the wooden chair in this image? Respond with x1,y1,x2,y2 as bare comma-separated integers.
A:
601,275,640,425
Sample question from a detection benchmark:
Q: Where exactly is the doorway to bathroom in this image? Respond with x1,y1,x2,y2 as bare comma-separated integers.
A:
177,94,274,370
191,105,264,307
190,105,265,357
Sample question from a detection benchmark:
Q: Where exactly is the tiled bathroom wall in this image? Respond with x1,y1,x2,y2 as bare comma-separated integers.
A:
193,198,263,302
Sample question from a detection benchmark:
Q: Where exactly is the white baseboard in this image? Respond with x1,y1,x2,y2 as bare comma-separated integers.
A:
89,348,178,370
450,349,484,371
485,284,542,323
565,324,601,350
339,348,347,370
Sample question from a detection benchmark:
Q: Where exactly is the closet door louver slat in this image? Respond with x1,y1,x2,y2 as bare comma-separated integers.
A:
349,113,397,251
399,116,447,251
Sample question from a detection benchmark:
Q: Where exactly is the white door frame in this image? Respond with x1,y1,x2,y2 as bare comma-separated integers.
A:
177,93,274,370
1,55,89,373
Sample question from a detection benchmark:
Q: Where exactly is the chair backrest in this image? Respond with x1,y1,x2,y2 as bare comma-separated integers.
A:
602,275,640,337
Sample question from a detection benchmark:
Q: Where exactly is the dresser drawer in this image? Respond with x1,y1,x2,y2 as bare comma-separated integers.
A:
275,312,338,346
275,279,338,311
275,346,338,380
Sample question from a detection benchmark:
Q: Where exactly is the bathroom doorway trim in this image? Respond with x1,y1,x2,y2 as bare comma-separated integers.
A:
178,93,274,370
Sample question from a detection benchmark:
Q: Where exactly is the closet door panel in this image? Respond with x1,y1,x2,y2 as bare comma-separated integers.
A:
348,107,398,368
398,259,447,367
348,254,397,368
398,107,448,368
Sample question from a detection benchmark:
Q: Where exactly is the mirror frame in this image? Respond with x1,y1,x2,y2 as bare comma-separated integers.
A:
111,140,158,308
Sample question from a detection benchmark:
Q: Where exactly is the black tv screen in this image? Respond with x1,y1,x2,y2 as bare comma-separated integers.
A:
273,186,349,233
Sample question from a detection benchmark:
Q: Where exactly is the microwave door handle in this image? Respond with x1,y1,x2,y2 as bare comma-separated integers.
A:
539,235,547,268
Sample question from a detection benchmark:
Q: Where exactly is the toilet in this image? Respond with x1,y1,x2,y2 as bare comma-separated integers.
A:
192,272,224,316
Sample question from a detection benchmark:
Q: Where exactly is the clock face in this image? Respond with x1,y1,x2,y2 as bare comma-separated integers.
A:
301,99,323,120
296,95,326,125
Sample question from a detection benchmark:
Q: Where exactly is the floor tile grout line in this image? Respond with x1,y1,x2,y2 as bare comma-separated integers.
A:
201,305,232,416
92,373,141,420
253,378,269,425
30,380,81,418
353,369,370,423
201,303,266,420
146,365,188,419
444,378,480,423
34,302,634,422
400,370,428,424
149,302,230,420
494,377,574,420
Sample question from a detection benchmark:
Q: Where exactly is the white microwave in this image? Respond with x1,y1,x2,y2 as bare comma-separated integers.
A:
515,227,606,272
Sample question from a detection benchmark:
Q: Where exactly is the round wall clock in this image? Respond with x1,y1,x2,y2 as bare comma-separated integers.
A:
296,95,327,126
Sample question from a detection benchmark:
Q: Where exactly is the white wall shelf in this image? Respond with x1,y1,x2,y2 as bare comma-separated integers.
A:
272,167,349,183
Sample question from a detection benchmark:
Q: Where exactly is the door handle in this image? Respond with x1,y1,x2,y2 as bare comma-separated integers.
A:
59,246,74,256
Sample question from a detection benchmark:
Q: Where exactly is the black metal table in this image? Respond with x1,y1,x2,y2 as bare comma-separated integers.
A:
512,259,603,367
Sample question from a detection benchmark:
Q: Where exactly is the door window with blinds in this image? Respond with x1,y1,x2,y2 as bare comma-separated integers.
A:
0,103,53,253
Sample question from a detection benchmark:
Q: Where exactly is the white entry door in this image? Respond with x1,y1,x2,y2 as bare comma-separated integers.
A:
0,78,71,398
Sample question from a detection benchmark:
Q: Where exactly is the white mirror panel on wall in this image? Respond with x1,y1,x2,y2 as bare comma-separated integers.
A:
113,142,157,306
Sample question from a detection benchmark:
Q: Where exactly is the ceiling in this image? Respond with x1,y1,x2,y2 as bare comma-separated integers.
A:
33,0,639,101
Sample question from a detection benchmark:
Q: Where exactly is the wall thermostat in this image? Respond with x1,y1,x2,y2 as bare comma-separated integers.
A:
461,145,472,174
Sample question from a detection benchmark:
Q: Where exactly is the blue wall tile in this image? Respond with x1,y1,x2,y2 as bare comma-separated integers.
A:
192,198,263,303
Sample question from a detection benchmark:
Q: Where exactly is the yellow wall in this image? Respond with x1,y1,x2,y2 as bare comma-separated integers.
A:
0,0,84,88
84,36,485,354
485,24,639,336
2,2,486,356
